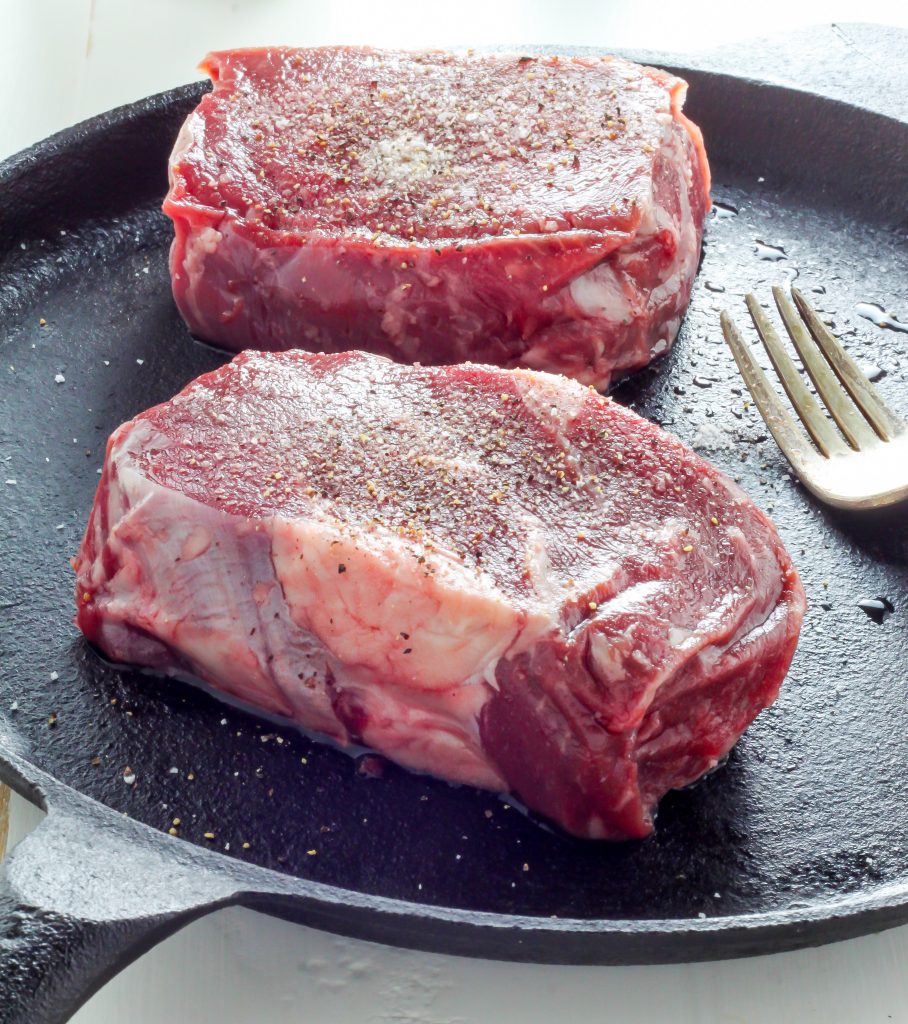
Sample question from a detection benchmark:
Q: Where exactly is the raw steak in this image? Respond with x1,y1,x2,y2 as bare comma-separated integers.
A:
164,47,710,390
73,351,803,840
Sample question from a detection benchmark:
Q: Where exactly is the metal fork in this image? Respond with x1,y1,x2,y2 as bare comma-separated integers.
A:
720,286,908,511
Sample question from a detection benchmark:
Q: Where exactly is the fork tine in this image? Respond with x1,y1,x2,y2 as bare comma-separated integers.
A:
791,286,904,441
720,311,817,476
773,287,879,451
744,294,848,457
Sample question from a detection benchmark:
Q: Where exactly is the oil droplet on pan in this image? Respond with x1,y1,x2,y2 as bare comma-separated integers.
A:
859,363,885,382
711,201,738,220
755,240,787,261
858,597,895,624
855,302,908,334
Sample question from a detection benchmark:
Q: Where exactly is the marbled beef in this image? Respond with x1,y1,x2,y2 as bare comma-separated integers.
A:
164,47,710,389
74,351,803,839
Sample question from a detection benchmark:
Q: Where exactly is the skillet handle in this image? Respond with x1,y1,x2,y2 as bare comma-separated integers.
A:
0,799,232,1024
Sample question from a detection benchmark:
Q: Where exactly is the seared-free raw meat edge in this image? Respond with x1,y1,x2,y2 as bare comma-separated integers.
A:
164,46,710,389
74,351,803,840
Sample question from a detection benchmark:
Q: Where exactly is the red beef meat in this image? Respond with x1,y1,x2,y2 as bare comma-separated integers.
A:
73,351,803,839
164,47,710,389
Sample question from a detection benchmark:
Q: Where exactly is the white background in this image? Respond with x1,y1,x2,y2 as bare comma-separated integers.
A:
4,2,908,1021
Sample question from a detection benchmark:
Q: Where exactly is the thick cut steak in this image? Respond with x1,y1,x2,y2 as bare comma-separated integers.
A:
164,47,710,390
74,351,803,839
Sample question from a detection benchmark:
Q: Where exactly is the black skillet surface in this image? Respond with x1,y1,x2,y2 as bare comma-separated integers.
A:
2,25,908,1024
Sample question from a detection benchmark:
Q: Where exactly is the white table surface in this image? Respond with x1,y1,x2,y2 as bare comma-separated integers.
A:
4,2,908,1021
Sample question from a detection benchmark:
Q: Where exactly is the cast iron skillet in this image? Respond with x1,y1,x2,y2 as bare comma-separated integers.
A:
2,26,908,1024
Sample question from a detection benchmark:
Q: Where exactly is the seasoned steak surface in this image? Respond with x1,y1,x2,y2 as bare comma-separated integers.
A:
165,48,710,388
74,351,803,839
173,47,702,243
